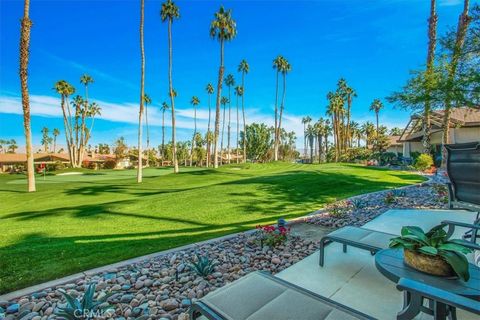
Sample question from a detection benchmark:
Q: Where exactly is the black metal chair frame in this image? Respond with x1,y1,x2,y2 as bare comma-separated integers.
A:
319,227,396,266
445,142,480,242
189,271,374,320
396,278,480,320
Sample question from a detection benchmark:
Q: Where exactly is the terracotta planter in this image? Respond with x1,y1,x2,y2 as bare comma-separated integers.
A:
404,249,455,277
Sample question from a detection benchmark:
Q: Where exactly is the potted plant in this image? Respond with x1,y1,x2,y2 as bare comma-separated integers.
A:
389,224,473,281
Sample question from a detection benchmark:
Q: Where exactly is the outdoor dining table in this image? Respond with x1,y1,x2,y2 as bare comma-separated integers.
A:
375,248,480,320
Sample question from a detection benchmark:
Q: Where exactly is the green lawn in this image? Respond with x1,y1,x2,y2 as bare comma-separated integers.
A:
0,162,424,293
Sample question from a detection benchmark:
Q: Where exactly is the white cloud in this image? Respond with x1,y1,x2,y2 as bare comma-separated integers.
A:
0,94,305,139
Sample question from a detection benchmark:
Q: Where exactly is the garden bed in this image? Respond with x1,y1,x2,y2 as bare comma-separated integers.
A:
1,177,448,320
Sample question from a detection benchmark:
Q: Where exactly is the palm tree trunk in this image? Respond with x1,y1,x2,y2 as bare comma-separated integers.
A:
273,71,279,161
241,72,247,163
227,87,231,164
207,93,211,167
325,134,329,161
213,41,224,168
145,102,150,167
277,72,287,161
442,0,470,164
137,0,145,183
19,0,35,192
168,19,178,173
236,93,239,164
423,0,438,154
190,105,196,167
347,96,352,148
161,109,165,166
375,112,379,151
221,102,226,165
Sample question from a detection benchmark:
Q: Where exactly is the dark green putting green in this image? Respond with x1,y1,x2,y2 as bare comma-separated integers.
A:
0,162,424,293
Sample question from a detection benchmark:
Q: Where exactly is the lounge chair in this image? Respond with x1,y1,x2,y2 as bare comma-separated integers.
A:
445,142,480,243
396,278,480,320
189,271,374,320
319,226,396,266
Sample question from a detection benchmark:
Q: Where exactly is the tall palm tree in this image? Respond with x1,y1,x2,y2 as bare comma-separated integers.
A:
41,127,50,152
362,121,375,149
237,59,249,163
272,55,284,161
369,99,384,149
19,0,35,192
338,79,357,148
54,80,75,163
52,128,60,153
205,83,214,167
161,0,180,173
143,94,152,167
423,0,438,154
315,118,326,163
161,101,170,164
220,96,229,164
79,74,94,164
190,96,200,166
143,94,152,150
324,119,332,159
349,121,360,148
301,116,311,159
326,91,344,162
224,74,235,164
442,0,471,146
210,6,236,168
306,124,316,163
137,0,146,183
234,85,243,164
277,57,291,162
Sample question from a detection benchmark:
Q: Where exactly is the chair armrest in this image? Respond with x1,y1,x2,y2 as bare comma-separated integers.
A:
447,182,455,205
441,220,480,230
397,278,480,315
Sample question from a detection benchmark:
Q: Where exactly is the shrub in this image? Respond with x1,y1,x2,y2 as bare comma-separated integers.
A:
384,192,396,204
103,159,117,169
414,153,434,171
350,198,366,210
55,283,114,319
255,224,290,248
188,253,218,278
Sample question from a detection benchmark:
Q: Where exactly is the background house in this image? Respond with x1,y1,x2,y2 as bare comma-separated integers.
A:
399,107,480,159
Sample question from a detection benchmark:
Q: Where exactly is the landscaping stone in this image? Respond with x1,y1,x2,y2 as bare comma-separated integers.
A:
3,179,446,319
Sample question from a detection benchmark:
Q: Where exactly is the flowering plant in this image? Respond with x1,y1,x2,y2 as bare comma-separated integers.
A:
255,224,290,248
384,192,396,204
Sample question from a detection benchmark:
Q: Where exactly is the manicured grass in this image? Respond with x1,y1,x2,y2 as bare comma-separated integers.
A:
0,163,424,293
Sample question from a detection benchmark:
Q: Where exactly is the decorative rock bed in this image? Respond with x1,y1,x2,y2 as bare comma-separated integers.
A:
305,180,448,228
1,235,317,320
1,174,449,320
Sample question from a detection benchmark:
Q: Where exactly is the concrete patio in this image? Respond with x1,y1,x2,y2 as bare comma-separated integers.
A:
278,209,479,320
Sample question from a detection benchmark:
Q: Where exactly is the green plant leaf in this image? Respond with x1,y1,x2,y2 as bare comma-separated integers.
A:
401,234,429,245
439,250,470,282
58,289,82,311
389,238,416,250
439,242,472,255
419,246,438,255
402,226,430,245
425,224,446,237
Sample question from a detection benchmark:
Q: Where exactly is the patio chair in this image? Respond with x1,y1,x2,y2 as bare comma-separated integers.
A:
444,142,480,241
396,278,480,320
319,226,396,266
189,271,374,320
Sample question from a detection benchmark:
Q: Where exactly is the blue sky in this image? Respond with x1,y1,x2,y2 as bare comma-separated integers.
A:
0,0,474,150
